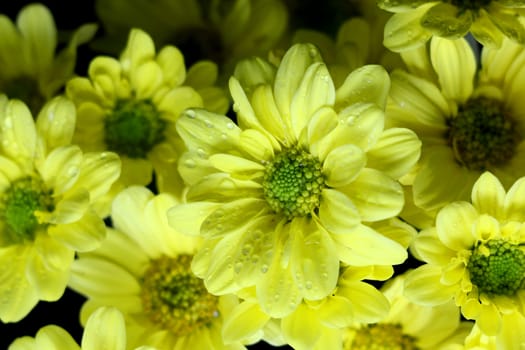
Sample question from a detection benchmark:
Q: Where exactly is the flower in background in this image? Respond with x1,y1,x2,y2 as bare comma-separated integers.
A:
94,0,288,84
69,186,253,349
405,172,525,337
343,273,471,350
66,28,228,199
0,95,120,322
8,306,156,350
463,311,525,349
378,0,525,51
290,1,404,87
387,37,525,213
0,3,97,114
168,43,421,318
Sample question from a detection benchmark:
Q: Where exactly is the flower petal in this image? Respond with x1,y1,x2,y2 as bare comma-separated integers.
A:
319,189,360,234
383,6,433,52
471,172,505,219
167,202,220,237
222,301,271,344
36,97,76,151
322,144,365,187
436,201,477,251
82,307,127,350
47,210,106,252
282,303,321,350
404,265,457,305
338,281,390,323
335,64,390,110
420,3,472,39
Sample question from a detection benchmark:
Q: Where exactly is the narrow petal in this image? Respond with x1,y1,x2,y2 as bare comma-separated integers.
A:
36,97,76,150
1,99,37,161
156,45,185,86
82,307,127,350
322,144,365,187
470,9,505,47
504,176,525,221
488,7,525,44
476,303,502,336
38,145,83,196
339,168,404,222
43,189,89,225
436,202,478,251
383,6,433,52
209,153,264,178
250,85,286,142
167,202,220,237
430,36,476,103
411,228,457,265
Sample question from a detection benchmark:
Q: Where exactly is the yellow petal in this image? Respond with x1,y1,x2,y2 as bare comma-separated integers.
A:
335,64,390,111
470,9,504,47
504,176,525,221
156,86,203,119
340,168,404,222
411,228,457,265
367,127,421,179
436,202,478,251
471,172,505,219
383,6,433,52
430,36,476,103
167,202,220,237
47,210,105,252
281,304,322,350
32,325,80,350
338,281,390,323
0,246,38,322
1,99,37,161
322,144,365,187
73,151,121,202
319,189,360,234
251,84,286,142
290,221,338,300
156,46,185,86
332,224,407,266
82,307,127,350
209,153,264,177
476,303,502,336
186,60,217,88
35,97,76,151
38,145,82,196
404,265,456,305
120,28,155,74
221,301,270,344
318,295,354,328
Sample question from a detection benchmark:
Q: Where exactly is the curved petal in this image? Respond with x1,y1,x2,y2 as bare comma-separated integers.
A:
322,144,366,187
504,176,525,222
338,281,390,323
436,201,478,251
318,189,360,234
32,325,79,350
167,201,220,237
82,307,127,350
36,96,76,151
222,301,271,344
282,304,322,350
471,172,505,219
339,168,404,222
404,264,457,305
420,3,472,39
1,99,37,161
383,6,433,52
38,145,83,196
47,210,106,252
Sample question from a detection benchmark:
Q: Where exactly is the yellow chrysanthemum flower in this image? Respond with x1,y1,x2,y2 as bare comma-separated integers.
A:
66,28,228,198
405,172,525,337
220,219,417,349
291,4,403,87
387,36,525,214
0,95,121,322
94,0,288,84
168,43,421,318
343,273,471,350
378,0,525,51
8,307,156,350
0,3,97,114
69,186,253,349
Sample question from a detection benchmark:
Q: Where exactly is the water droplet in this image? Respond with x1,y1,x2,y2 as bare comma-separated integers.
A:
226,122,235,129
274,294,280,301
305,281,313,289
196,148,207,159
185,110,196,119
4,118,12,129
204,119,213,128
251,254,259,264
48,111,55,122
184,158,196,168
242,244,252,255
261,264,269,273
221,133,228,140
234,262,243,273
67,167,79,178
100,152,108,160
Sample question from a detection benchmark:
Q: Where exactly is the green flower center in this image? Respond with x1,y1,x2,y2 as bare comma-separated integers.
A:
140,255,219,337
104,99,166,159
467,239,525,296
446,97,520,171
346,324,420,350
0,177,54,245
449,0,492,11
262,147,325,219
3,76,45,115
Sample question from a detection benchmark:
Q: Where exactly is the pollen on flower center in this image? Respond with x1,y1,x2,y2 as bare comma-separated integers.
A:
262,147,325,219
446,97,521,170
467,239,525,296
347,323,420,350
449,0,492,11
140,254,219,337
3,76,46,115
104,98,166,158
0,177,54,245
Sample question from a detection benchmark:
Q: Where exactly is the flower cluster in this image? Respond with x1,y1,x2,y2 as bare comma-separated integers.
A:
2,0,525,349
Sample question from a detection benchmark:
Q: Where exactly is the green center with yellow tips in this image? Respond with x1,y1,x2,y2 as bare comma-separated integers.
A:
105,98,166,158
262,147,325,219
447,97,520,170
140,255,219,336
347,323,420,350
0,177,54,245
467,239,525,296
